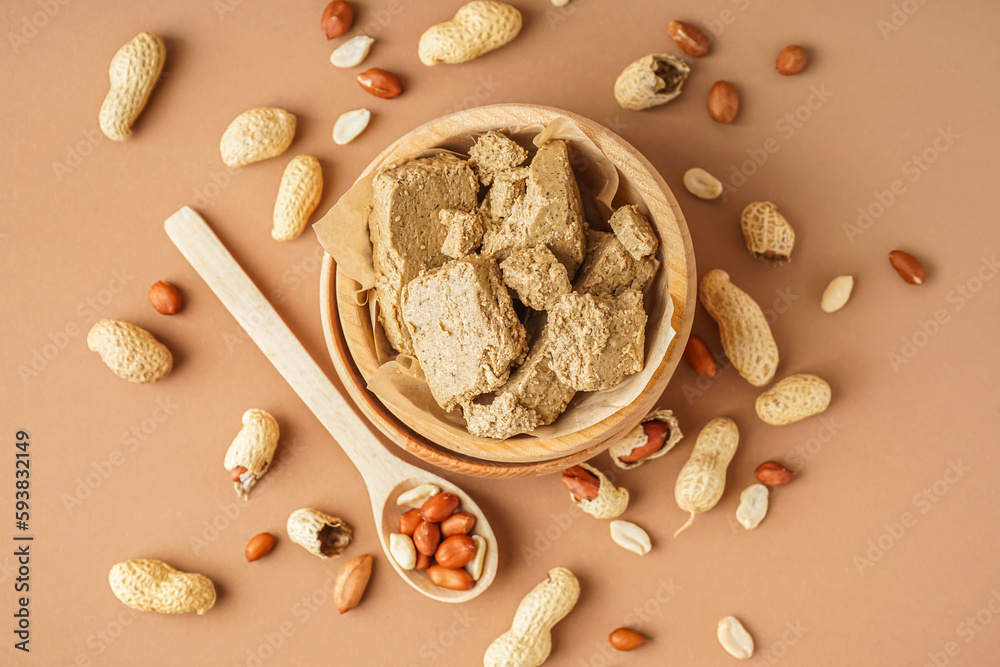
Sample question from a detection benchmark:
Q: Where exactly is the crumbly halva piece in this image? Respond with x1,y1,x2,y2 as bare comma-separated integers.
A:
468,130,528,185
500,245,571,311
401,255,527,411
481,140,587,275
440,208,485,258
574,230,655,297
462,393,540,440
498,321,576,426
609,205,658,260
477,194,497,228
489,167,529,219
370,154,479,355
548,290,646,392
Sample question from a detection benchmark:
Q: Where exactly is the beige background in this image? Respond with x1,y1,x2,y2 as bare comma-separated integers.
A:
3,0,1000,665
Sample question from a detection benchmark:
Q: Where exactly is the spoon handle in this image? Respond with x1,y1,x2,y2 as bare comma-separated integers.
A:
164,206,407,495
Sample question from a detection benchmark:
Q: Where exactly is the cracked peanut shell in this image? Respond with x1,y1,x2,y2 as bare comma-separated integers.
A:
570,463,629,519
741,201,796,263
286,508,353,559
614,54,690,111
223,409,279,499
609,408,683,470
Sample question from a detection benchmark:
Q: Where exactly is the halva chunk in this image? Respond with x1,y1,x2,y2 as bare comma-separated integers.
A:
400,255,527,411
609,204,658,260
489,167,529,219
548,290,647,392
574,230,655,297
498,321,576,426
462,393,540,440
370,154,479,354
440,209,485,259
481,140,587,275
468,130,528,185
499,245,571,311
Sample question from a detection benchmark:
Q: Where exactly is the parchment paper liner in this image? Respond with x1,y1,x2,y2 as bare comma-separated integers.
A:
314,117,675,447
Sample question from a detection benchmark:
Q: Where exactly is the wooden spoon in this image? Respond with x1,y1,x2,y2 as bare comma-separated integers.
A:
164,207,497,603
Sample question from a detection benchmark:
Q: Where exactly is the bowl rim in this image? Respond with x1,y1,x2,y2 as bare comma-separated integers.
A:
319,103,696,475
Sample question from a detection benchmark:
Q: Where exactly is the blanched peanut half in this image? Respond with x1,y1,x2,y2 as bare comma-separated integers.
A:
821,275,854,313
718,616,754,659
397,483,440,508
735,484,769,530
465,535,487,581
609,520,652,555
389,533,416,570
331,35,374,68
333,108,371,145
683,168,723,200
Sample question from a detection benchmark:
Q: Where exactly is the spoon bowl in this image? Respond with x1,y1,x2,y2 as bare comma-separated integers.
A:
165,206,496,602
378,477,497,602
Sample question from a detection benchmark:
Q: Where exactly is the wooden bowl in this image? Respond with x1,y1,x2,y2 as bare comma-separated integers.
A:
320,104,695,477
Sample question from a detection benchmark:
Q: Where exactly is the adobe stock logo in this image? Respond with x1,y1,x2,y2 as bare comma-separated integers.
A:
922,589,1000,667
853,460,968,575
720,85,834,201
843,127,959,243
887,255,999,372
876,0,934,41
6,0,71,54
18,268,135,385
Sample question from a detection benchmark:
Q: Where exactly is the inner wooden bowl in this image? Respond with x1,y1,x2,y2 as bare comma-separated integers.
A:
320,103,695,476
